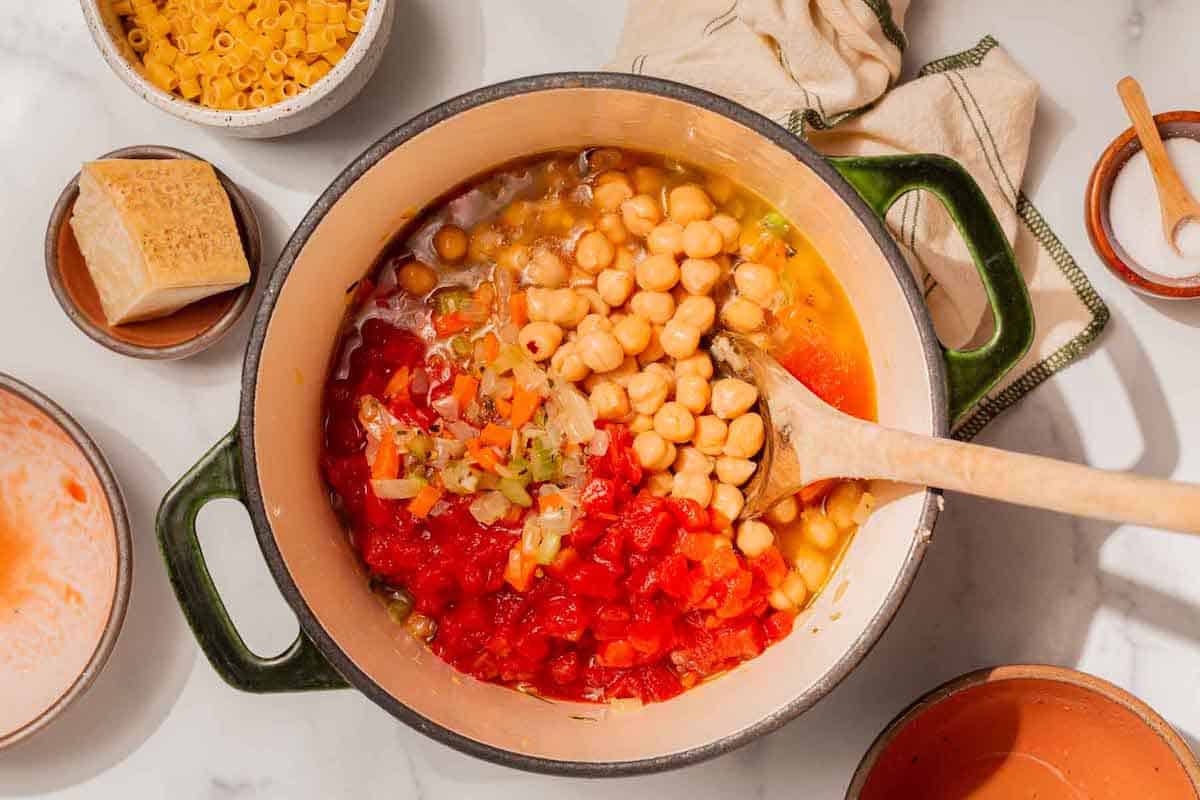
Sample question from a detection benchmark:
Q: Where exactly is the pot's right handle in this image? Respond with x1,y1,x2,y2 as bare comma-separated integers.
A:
829,155,1035,424
156,430,348,692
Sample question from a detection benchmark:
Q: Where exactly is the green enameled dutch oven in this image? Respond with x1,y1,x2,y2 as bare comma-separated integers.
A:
157,73,1033,776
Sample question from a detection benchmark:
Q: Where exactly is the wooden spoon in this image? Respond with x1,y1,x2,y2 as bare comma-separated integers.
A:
711,334,1200,533
1116,76,1200,255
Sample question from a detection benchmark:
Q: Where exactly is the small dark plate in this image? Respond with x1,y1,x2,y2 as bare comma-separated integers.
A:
1086,111,1200,300
44,145,262,359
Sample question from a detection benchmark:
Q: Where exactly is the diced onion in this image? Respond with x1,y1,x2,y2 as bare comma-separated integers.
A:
432,393,460,420
480,368,500,398
514,362,550,395
548,383,595,444
469,491,511,525
448,421,476,441
587,428,611,456
371,478,426,500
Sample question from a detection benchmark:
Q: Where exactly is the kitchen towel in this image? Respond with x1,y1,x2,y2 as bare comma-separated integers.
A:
609,1,1109,439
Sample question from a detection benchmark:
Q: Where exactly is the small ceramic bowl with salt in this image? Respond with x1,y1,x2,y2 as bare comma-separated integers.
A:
1087,110,1200,299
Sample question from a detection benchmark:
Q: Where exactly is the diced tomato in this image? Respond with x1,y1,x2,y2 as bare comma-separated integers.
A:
749,547,788,589
597,640,636,668
581,477,618,515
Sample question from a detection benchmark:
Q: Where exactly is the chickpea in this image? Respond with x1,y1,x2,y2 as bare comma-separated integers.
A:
644,361,675,390
680,258,722,295
673,446,715,475
766,495,799,526
577,313,613,338
468,224,504,262
711,483,744,524
397,262,436,295
526,248,568,288
632,165,666,195
710,213,741,253
551,288,590,328
613,315,652,356
647,221,685,256
577,330,625,372
672,472,713,507
575,231,615,273
500,199,534,229
736,520,774,558
715,456,756,486
597,212,628,244
682,220,724,259
826,482,866,529
630,413,654,434
595,169,631,187
734,262,780,306
613,247,637,274
589,381,630,421
597,268,635,307
724,413,765,458
693,415,728,456
518,322,563,362
791,544,830,594
578,288,610,317
497,244,531,273
769,589,795,612
653,401,696,443
550,342,590,383
636,254,681,292
629,291,675,325
781,571,808,607
710,379,758,420
593,179,634,213
801,508,840,550
525,287,553,322
722,296,766,333
638,324,667,365
668,183,715,225
621,195,662,238
627,370,670,415
645,471,674,497
675,352,714,381
634,431,675,472
675,375,711,415
604,356,640,387
660,319,701,360
433,224,468,262
674,295,716,332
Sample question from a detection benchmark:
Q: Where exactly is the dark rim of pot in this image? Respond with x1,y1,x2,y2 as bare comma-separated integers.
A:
238,72,947,777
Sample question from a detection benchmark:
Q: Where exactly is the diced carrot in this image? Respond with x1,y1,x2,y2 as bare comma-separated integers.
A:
495,397,513,419
451,374,479,409
482,332,500,362
382,366,411,400
466,438,501,472
433,312,472,337
800,479,836,505
538,492,565,513
408,485,442,518
509,292,528,327
480,423,513,448
510,384,540,428
503,546,537,592
502,505,523,524
370,431,400,480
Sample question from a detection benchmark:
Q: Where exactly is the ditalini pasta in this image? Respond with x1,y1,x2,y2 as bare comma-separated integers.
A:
110,0,370,111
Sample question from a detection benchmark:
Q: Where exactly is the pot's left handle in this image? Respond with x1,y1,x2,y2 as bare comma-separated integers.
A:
156,429,348,692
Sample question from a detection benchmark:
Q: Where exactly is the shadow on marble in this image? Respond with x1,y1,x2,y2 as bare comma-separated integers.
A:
0,419,196,797
1136,292,1200,329
1021,92,1076,199
214,0,485,197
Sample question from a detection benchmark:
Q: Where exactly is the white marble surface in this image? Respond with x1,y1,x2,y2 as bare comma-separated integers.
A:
3,1,1200,797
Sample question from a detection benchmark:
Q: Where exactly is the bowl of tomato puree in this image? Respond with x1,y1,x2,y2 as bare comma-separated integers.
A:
847,665,1200,799
157,73,1032,775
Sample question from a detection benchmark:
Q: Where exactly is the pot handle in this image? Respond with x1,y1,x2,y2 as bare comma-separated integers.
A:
156,429,348,692
829,155,1034,424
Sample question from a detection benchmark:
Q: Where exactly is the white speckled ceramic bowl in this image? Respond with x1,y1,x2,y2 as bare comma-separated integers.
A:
79,0,393,139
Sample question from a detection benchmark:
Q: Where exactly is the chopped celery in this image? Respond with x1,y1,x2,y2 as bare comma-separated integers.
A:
761,211,790,236
407,434,433,462
443,460,482,494
529,442,560,482
505,457,531,486
386,594,413,625
498,478,533,507
433,287,471,315
535,530,562,565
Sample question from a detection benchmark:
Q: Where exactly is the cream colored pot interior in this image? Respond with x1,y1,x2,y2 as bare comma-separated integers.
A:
253,87,934,765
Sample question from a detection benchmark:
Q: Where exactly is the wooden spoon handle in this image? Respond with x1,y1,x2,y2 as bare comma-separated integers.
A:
856,424,1200,533
1116,76,1197,230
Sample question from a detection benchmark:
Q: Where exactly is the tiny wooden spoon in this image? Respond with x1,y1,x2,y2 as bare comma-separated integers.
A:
712,334,1200,533
1116,76,1200,254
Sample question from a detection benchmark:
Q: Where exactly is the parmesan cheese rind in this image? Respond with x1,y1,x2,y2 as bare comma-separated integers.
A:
69,159,251,325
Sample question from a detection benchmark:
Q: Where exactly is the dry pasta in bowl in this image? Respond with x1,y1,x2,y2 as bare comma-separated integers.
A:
109,0,371,111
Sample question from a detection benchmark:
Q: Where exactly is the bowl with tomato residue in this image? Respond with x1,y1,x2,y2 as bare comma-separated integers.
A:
157,73,1032,775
